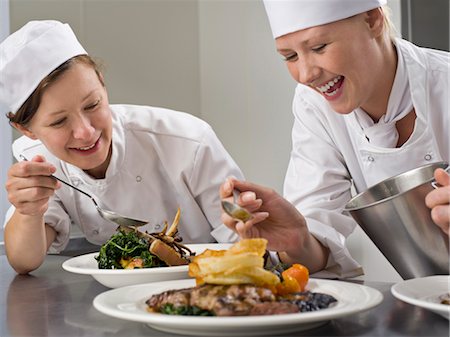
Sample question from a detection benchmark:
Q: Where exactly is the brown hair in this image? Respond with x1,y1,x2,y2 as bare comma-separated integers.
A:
7,54,104,126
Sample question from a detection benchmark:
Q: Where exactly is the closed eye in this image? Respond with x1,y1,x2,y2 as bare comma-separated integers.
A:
312,44,327,53
85,99,101,110
49,118,66,127
283,53,298,62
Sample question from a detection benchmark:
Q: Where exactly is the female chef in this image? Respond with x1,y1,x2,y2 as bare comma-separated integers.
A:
220,0,449,277
1,20,243,274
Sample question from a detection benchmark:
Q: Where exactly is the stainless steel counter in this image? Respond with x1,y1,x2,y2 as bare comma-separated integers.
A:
0,254,448,337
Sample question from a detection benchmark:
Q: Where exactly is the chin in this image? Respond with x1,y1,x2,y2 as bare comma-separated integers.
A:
329,105,355,115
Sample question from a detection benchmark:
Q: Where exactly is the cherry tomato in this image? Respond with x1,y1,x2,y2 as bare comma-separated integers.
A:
282,263,309,291
276,263,309,295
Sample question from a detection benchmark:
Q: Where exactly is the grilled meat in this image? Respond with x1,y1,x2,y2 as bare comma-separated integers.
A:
146,284,336,316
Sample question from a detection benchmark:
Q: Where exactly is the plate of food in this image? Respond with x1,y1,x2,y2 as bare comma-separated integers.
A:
62,243,231,288
63,209,233,288
93,239,383,336
391,275,450,320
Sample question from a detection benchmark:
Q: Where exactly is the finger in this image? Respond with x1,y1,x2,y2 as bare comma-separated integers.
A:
230,179,276,201
31,154,47,163
430,205,450,234
425,185,450,208
220,177,235,199
9,185,56,205
220,212,238,231
235,212,269,237
10,160,56,178
239,199,263,213
435,168,450,186
7,174,59,195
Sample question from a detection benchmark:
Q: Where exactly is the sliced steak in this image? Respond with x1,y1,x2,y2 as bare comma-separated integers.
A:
146,284,337,316
190,284,276,316
146,287,191,310
249,301,299,315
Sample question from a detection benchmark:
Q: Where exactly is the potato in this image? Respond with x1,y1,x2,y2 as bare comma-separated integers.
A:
188,238,280,288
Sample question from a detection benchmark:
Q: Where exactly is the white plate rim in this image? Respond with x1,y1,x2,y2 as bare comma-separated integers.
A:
391,275,450,314
62,243,232,275
93,278,383,329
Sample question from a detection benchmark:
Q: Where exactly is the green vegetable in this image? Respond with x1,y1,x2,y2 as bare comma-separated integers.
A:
160,304,214,316
95,230,166,269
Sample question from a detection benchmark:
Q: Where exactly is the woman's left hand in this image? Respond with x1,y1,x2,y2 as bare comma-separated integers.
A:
425,168,450,235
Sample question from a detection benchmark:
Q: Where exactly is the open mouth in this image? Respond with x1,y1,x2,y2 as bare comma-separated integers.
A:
316,75,344,98
71,136,101,154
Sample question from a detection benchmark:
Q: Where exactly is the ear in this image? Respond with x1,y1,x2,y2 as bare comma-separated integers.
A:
11,122,38,140
365,8,385,38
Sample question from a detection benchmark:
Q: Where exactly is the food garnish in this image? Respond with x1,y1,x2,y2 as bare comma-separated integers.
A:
439,293,450,305
146,238,337,316
95,208,194,269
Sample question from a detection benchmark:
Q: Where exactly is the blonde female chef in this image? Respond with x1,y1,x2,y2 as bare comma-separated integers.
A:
220,0,450,277
1,20,243,274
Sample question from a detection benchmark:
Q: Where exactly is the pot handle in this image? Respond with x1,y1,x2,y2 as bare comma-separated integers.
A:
431,165,450,189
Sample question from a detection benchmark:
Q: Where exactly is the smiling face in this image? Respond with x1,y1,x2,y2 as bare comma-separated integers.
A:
275,9,397,119
17,61,113,178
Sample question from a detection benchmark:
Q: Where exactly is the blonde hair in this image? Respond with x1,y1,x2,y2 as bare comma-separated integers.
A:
381,5,400,40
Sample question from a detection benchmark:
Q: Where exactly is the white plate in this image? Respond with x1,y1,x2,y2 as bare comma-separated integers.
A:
93,278,383,336
391,275,450,320
62,243,232,288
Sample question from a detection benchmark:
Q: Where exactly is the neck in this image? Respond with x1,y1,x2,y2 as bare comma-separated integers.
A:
361,38,398,122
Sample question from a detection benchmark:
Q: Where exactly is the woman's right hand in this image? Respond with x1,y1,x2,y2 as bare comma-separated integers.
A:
219,178,329,273
6,155,60,216
220,177,307,254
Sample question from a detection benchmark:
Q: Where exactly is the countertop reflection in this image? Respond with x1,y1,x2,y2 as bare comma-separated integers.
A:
0,255,448,337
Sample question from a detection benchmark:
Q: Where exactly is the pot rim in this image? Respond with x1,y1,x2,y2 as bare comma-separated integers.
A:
344,161,449,212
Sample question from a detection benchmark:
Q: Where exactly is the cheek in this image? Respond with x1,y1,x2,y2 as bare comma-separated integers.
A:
39,132,69,152
286,63,300,83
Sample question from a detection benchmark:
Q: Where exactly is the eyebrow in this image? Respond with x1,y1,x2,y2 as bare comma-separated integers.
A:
46,90,98,116
276,30,331,53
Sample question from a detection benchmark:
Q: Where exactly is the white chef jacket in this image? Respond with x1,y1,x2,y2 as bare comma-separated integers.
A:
284,38,449,278
4,104,243,253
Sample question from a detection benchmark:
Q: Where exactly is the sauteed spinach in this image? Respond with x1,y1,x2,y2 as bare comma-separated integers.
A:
95,229,166,269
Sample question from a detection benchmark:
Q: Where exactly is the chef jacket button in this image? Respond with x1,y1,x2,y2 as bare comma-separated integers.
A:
424,154,432,161
155,224,161,230
367,156,375,162
136,176,142,182
72,180,80,186
93,229,99,235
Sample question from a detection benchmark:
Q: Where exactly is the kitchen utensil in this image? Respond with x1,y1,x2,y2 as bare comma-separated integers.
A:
345,161,450,279
19,155,148,228
221,189,253,222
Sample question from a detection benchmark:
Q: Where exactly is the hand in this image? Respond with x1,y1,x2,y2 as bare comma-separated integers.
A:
220,178,308,255
6,155,60,216
425,168,450,235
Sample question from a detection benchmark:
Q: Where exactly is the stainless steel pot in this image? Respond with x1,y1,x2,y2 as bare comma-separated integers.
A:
345,162,449,279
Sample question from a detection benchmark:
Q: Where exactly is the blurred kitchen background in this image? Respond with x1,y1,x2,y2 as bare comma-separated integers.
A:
0,0,448,282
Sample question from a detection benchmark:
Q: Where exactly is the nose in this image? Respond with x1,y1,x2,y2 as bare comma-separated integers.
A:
72,114,95,139
296,59,320,86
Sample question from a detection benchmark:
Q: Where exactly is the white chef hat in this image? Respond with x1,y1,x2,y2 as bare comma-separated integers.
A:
263,0,387,39
0,20,87,114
